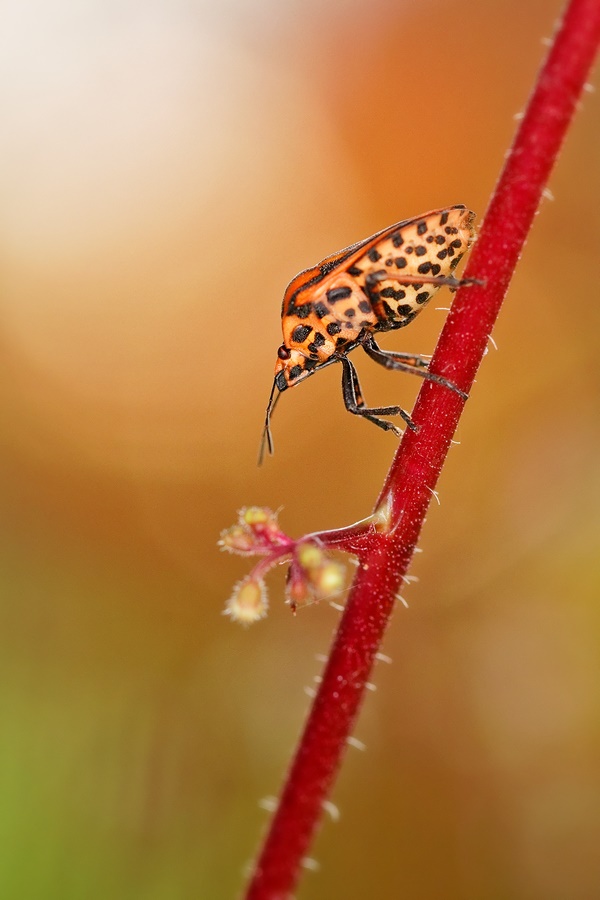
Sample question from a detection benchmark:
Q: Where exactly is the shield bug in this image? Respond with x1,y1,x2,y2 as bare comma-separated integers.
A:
260,204,476,461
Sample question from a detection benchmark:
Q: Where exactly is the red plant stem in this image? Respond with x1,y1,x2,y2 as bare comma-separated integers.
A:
245,2,600,897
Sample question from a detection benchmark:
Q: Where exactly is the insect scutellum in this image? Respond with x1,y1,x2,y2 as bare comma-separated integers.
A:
259,205,476,463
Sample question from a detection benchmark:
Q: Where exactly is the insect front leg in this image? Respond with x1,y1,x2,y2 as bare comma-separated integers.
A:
361,334,469,400
340,356,417,435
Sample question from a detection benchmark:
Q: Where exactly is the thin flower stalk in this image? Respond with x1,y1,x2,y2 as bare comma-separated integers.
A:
244,1,600,896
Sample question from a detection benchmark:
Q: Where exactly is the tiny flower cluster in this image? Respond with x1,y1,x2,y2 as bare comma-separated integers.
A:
219,506,289,556
220,508,346,625
286,543,345,613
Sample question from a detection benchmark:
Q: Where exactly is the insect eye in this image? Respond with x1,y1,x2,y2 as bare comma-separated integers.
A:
277,345,291,360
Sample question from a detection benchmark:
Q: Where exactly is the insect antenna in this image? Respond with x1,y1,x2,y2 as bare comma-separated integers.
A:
258,380,282,465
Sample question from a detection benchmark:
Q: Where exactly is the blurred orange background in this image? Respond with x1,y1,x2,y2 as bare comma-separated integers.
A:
2,1,599,897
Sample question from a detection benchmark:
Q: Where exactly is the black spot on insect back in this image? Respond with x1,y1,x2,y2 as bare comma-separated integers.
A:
368,248,382,263
440,211,449,226
416,291,429,304
417,261,432,274
292,324,312,343
391,232,404,247
415,246,427,257
344,308,355,317
451,239,462,249
437,249,448,260
314,302,328,318
327,286,353,303
382,301,395,318
348,266,362,277
430,263,441,275
395,257,407,269
358,300,371,314
417,221,427,235
327,322,342,336
435,235,445,245
289,365,303,379
380,287,406,301
397,304,413,316
293,303,312,319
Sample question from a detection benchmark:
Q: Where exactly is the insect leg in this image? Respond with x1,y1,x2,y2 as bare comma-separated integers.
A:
340,356,417,434
362,334,469,400
361,337,430,369
366,272,480,292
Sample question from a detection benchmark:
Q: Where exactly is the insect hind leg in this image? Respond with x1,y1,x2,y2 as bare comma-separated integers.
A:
340,356,416,435
361,334,468,400
365,271,482,294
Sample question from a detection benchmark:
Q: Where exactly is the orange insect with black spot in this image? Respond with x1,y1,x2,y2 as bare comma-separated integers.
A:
260,205,476,461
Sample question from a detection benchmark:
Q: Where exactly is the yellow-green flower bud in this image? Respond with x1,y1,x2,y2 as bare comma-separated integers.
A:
223,577,268,625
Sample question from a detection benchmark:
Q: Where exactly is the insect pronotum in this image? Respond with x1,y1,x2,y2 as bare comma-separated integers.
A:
260,205,476,462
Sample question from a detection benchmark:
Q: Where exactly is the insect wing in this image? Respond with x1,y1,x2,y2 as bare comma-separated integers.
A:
338,205,475,326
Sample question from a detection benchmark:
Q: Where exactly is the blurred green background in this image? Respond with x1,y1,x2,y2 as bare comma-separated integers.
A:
2,1,599,897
